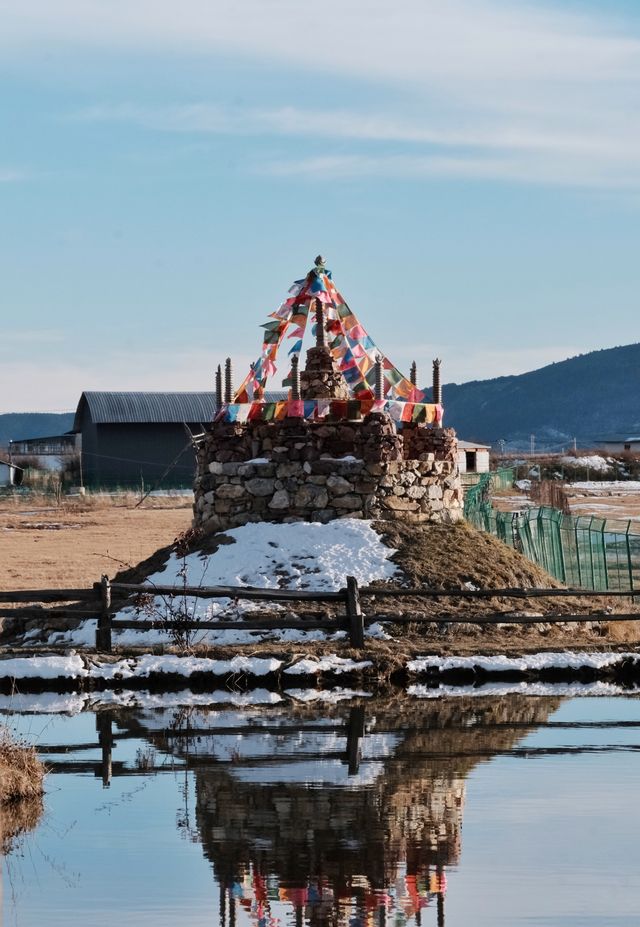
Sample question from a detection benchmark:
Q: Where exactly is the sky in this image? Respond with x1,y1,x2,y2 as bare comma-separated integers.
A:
0,0,639,413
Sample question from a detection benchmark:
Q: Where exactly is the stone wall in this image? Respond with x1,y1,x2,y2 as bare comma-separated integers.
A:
193,413,463,532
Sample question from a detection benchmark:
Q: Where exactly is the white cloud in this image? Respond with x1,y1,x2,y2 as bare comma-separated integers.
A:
1,330,65,347
0,168,27,183
0,347,256,414
5,3,640,188
388,341,588,383
0,338,604,414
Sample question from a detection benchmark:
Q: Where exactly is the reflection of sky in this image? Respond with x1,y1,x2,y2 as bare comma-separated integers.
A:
2,696,640,925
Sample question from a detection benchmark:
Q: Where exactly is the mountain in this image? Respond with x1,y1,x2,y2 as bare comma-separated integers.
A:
438,342,640,449
0,412,75,448
1,342,638,452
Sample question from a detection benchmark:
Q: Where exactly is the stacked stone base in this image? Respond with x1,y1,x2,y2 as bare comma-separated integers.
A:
193,415,463,533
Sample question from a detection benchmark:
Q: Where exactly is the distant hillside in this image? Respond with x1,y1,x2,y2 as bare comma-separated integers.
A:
439,342,640,449
1,342,637,453
0,413,74,448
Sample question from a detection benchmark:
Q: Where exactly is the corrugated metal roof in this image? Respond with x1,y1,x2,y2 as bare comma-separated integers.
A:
73,391,287,429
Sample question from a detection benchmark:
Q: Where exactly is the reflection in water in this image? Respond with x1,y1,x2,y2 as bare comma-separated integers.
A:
114,695,562,926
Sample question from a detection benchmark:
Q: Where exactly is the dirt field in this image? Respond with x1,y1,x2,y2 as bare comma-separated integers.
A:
0,493,192,591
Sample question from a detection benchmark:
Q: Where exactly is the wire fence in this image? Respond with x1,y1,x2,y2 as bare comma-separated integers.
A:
464,469,640,592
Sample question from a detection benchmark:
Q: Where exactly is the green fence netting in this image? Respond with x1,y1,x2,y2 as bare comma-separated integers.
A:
464,469,639,592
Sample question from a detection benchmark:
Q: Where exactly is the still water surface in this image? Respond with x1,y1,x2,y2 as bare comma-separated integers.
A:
2,692,640,926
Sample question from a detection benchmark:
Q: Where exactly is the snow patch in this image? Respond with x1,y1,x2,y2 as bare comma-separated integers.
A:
407,651,640,674
561,455,612,472
284,655,372,675
49,518,399,648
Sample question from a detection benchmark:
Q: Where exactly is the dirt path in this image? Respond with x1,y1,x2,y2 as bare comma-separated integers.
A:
0,494,191,590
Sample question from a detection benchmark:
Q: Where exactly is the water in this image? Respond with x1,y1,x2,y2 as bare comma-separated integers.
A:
2,692,640,925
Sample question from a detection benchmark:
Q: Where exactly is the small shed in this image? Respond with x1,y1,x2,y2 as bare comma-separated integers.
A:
457,439,491,474
0,459,23,487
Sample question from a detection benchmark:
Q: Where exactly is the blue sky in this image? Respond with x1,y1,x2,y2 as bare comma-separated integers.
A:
1,0,639,413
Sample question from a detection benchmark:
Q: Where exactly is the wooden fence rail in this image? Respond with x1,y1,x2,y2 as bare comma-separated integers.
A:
1,577,638,653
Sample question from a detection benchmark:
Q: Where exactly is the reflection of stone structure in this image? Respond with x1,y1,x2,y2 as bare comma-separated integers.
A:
126,696,561,926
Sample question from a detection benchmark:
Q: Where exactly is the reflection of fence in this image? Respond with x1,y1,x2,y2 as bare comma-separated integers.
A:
465,472,640,592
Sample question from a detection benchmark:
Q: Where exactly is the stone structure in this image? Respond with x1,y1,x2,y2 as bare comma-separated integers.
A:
193,412,462,531
193,261,464,532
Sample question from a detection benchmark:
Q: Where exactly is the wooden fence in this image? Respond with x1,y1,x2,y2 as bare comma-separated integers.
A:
1,577,639,652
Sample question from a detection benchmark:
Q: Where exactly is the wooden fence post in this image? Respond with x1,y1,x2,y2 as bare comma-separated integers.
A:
346,575,365,648
95,575,112,653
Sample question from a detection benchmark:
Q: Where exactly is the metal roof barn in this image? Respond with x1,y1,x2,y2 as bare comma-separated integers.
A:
72,391,285,489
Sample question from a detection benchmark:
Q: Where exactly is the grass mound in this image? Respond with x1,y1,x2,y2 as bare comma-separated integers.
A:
0,728,44,804
0,727,44,851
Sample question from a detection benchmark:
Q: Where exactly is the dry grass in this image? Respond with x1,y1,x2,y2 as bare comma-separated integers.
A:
0,727,44,852
0,492,192,591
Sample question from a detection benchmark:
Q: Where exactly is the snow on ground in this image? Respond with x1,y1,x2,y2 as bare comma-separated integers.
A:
284,656,372,675
407,651,639,674
561,455,613,472
0,652,371,682
46,518,400,648
569,481,640,493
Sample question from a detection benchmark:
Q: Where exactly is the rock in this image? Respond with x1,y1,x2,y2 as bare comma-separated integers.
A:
216,483,246,500
277,462,303,478
326,474,353,495
295,484,329,509
245,477,276,496
269,489,290,509
381,495,419,511
332,494,363,510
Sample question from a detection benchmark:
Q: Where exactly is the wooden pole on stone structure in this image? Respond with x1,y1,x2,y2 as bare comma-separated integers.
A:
374,355,384,401
432,358,442,405
291,354,300,401
410,360,417,386
224,357,233,404
215,364,222,408
315,299,326,349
